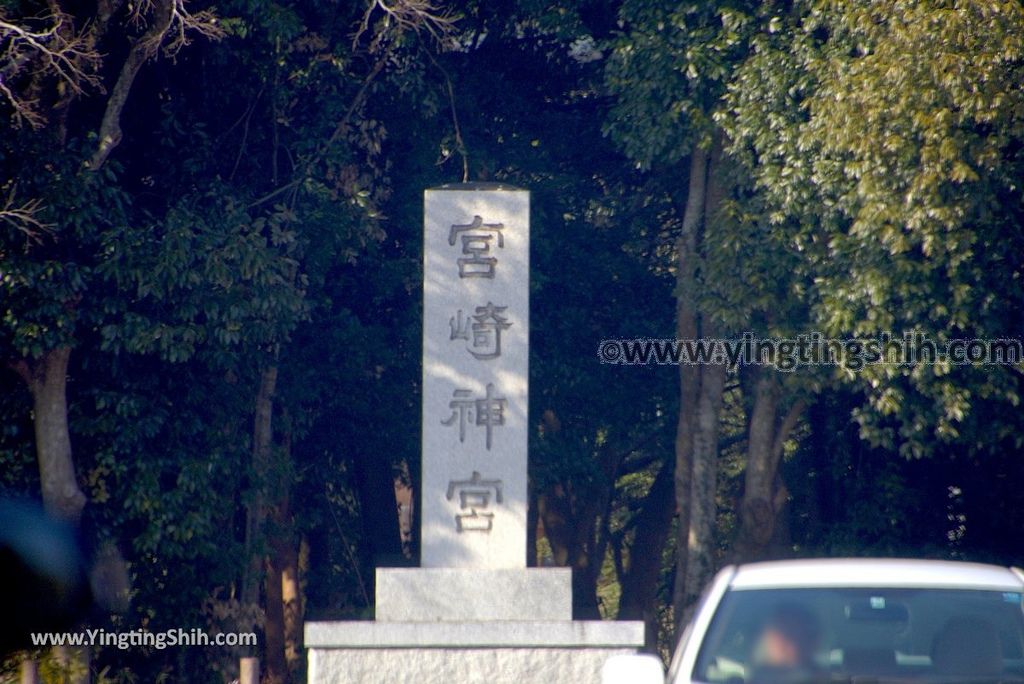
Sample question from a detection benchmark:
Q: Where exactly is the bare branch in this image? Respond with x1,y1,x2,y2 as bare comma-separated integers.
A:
0,11,101,127
163,0,225,57
89,0,224,170
0,76,43,127
1,185,54,243
353,0,458,54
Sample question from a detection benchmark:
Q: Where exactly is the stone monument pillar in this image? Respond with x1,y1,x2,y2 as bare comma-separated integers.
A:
305,184,644,683
420,184,529,571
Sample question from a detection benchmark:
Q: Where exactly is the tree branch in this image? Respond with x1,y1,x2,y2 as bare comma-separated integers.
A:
0,185,54,242
424,47,468,181
249,2,459,210
771,399,806,467
353,0,457,54
89,0,223,170
0,11,100,127
247,56,386,211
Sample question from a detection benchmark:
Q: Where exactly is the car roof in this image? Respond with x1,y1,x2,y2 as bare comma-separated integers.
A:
728,558,1024,591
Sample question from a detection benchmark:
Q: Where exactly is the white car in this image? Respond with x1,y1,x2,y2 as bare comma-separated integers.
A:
604,558,1024,684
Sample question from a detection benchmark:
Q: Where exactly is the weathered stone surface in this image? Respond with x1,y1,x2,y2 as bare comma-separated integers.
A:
305,620,644,648
305,621,645,684
308,646,639,684
422,185,530,569
375,567,572,622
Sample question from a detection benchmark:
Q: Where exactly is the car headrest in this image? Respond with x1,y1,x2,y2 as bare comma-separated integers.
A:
931,616,1003,676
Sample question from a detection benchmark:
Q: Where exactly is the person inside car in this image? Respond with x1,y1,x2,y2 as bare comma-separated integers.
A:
749,603,823,682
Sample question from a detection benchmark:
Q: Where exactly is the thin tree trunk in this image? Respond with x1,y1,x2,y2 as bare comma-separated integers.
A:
282,538,305,677
536,483,610,618
263,552,287,684
617,460,675,647
683,359,726,611
573,520,606,620
243,366,277,612
265,426,295,684
766,474,794,559
537,488,572,567
672,148,708,638
537,426,629,620
735,372,778,560
682,140,728,614
11,347,87,521
350,448,403,598
734,372,805,562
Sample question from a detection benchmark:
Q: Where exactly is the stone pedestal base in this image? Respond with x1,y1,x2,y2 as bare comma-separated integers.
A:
375,567,573,622
305,568,645,683
305,620,645,684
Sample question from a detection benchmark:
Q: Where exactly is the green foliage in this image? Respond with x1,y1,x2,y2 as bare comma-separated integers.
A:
2,1,1024,679
722,0,1024,456
604,0,765,164
0,140,129,359
97,195,308,364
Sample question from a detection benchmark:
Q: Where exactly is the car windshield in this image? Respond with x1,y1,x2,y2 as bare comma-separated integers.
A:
693,587,1024,684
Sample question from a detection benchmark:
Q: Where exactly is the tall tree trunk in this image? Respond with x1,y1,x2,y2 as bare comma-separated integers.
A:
572,536,604,620
283,538,305,677
264,552,287,684
351,448,403,594
264,424,293,684
12,347,87,521
766,474,794,559
265,535,297,684
683,360,726,611
536,422,627,619
536,489,571,566
536,486,604,619
243,365,277,635
542,490,610,618
671,148,708,637
617,460,675,647
733,372,805,561
682,140,728,614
